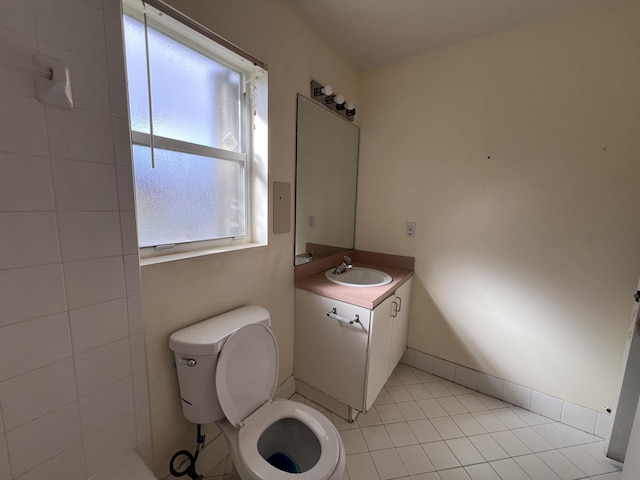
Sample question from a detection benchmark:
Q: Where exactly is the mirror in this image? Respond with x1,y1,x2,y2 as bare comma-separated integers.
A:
294,95,360,265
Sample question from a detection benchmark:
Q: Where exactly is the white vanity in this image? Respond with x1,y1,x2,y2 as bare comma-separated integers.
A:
294,250,414,421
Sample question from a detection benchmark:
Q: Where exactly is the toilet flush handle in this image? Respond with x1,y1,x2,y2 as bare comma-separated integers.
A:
178,357,197,367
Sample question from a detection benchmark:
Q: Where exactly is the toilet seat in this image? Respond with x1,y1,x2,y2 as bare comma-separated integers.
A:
238,399,341,480
216,323,279,428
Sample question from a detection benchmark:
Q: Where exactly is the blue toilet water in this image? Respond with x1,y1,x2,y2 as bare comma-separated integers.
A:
267,452,301,473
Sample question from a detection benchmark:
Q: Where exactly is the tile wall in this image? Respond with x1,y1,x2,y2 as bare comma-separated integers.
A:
402,349,612,439
0,0,149,479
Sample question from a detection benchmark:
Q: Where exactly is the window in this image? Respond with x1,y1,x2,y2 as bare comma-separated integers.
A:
122,1,267,260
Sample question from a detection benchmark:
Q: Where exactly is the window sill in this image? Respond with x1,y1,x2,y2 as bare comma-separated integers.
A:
139,241,267,267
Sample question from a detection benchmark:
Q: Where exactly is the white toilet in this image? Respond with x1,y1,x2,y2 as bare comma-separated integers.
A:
169,305,345,480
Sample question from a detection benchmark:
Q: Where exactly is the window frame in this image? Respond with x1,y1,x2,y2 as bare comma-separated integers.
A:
122,0,268,263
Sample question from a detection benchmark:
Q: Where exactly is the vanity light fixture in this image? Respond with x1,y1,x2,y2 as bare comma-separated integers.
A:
311,80,355,121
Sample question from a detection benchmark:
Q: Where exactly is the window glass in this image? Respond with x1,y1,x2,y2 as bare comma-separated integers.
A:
123,15,243,152
133,146,246,247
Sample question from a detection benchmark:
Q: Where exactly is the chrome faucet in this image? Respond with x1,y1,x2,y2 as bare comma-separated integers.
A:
332,256,353,275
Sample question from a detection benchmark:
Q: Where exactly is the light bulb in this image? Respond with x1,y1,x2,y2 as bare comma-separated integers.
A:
335,94,345,105
346,101,355,111
322,85,333,96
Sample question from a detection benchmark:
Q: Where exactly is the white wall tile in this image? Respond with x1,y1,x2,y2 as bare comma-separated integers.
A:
503,382,532,410
130,333,146,373
109,70,129,121
51,158,118,211
69,299,129,354
38,42,111,114
136,438,153,469
401,348,415,366
0,312,72,382
454,365,479,391
0,153,54,212
84,414,137,477
0,264,66,327
0,213,60,269
58,211,123,262
64,256,126,309
104,11,124,69
595,412,612,439
15,444,87,480
124,254,141,296
120,211,138,254
0,27,37,96
0,0,36,36
103,0,122,15
132,370,149,409
561,402,598,434
0,92,48,156
135,406,151,444
79,377,134,437
0,359,76,431
127,294,144,335
434,358,456,381
33,0,106,62
414,351,435,373
46,107,115,164
530,391,563,421
6,402,82,477
477,373,505,400
0,434,10,480
112,116,132,164
75,338,131,397
116,165,135,211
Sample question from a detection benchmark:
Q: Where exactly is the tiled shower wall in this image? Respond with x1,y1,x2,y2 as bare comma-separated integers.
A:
0,0,150,479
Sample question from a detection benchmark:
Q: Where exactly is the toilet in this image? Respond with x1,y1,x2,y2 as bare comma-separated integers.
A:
169,305,345,480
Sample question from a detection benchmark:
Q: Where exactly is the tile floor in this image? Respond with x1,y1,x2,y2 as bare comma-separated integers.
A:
204,363,622,480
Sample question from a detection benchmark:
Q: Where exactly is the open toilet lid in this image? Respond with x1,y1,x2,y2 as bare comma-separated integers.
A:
216,323,279,428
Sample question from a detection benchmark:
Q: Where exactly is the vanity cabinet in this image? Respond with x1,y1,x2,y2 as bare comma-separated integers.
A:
294,278,412,415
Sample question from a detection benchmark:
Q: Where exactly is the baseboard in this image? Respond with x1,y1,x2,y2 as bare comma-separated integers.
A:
401,348,612,438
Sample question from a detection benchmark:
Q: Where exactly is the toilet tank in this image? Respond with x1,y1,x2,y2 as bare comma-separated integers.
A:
169,305,271,424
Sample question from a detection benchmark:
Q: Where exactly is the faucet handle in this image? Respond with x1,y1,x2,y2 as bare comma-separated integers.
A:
344,256,352,264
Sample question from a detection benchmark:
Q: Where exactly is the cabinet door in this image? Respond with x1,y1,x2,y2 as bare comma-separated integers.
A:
364,294,395,411
389,278,413,374
295,289,371,411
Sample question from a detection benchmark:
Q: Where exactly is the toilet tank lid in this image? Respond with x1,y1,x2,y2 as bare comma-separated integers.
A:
169,305,271,356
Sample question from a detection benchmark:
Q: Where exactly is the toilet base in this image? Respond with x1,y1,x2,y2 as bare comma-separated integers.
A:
217,416,345,480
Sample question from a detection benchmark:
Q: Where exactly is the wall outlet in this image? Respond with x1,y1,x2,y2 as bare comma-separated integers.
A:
406,221,416,237
307,215,315,228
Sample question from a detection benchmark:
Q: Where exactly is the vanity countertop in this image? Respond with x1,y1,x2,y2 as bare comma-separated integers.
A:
295,250,414,309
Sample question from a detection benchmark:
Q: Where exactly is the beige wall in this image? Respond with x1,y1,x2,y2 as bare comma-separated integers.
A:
140,0,359,475
356,0,640,412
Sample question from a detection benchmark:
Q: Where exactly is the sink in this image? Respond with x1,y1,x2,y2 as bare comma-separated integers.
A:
325,267,392,287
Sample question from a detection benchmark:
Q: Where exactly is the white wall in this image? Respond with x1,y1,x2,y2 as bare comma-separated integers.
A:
142,0,360,475
0,0,149,479
356,0,640,413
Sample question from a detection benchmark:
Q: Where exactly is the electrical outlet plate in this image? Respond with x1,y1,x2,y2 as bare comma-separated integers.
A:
406,222,416,237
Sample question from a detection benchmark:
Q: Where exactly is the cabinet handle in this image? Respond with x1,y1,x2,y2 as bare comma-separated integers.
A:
391,301,398,318
327,308,360,325
395,296,402,313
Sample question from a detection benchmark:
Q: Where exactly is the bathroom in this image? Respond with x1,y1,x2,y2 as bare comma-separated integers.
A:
1,0,640,478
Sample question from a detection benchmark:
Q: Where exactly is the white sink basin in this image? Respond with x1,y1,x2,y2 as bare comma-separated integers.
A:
325,267,392,287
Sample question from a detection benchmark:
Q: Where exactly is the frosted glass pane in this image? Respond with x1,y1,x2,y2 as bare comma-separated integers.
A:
132,146,246,247
123,15,243,152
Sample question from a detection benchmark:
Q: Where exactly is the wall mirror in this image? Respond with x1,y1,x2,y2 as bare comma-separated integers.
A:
294,94,360,265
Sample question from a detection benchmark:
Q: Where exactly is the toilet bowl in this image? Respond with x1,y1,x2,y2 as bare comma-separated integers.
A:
169,305,345,480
